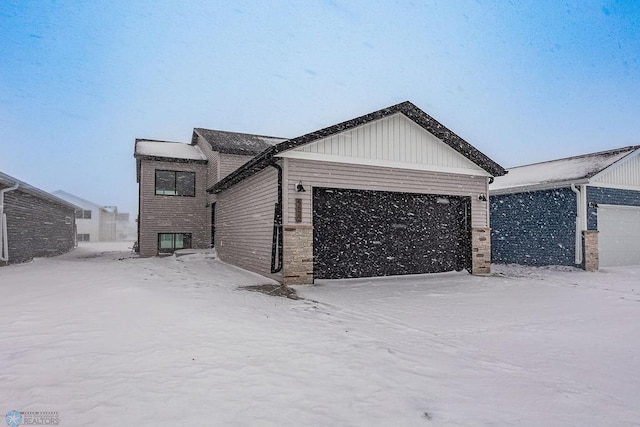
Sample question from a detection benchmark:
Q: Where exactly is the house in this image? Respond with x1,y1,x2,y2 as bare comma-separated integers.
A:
1,171,79,266
52,190,133,242
490,146,640,270
135,101,506,284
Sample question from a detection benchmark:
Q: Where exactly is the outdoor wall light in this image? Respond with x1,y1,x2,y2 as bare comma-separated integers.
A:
295,181,306,192
478,194,487,201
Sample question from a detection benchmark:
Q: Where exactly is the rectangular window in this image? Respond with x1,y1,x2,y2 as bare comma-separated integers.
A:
65,216,72,225
158,233,192,253
155,170,195,196
75,210,92,219
77,234,90,241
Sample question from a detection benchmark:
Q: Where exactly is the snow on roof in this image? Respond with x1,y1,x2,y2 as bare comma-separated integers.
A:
194,128,287,156
491,146,639,193
135,139,207,161
0,171,81,210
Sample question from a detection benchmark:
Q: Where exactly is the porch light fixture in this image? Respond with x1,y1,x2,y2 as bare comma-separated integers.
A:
478,194,487,201
295,181,306,192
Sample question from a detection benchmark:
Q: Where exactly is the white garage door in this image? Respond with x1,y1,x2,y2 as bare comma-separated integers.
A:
598,205,640,267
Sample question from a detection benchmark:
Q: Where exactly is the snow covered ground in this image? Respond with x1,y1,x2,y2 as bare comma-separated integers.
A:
1,243,639,426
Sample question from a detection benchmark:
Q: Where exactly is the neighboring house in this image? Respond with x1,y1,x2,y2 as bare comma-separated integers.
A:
52,190,132,242
135,101,506,284
1,171,79,266
490,146,640,270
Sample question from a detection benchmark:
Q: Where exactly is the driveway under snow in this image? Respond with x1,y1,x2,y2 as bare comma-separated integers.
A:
1,243,639,426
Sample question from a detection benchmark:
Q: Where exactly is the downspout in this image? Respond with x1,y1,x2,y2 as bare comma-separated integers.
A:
0,182,20,262
269,162,283,273
570,184,586,265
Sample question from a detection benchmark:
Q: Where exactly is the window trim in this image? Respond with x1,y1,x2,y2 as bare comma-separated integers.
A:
155,170,196,197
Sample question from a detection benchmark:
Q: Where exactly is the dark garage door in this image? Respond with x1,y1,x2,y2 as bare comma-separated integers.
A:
313,187,471,279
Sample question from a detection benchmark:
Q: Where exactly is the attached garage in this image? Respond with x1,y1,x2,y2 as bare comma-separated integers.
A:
313,187,471,278
598,205,640,267
210,101,506,284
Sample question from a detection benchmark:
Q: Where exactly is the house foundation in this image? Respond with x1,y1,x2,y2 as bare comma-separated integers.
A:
472,227,491,275
283,225,314,285
583,230,599,272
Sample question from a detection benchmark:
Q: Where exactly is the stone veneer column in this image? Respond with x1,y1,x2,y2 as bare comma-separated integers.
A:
583,230,599,272
471,227,491,275
283,225,314,285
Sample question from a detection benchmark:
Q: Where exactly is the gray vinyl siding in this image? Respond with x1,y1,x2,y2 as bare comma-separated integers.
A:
219,153,255,180
215,165,280,281
138,159,210,257
1,188,76,265
283,158,488,226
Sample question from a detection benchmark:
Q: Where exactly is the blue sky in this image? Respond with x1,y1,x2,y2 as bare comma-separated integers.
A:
1,0,639,215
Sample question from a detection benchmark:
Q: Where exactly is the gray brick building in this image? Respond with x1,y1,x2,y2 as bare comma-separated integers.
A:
1,171,79,266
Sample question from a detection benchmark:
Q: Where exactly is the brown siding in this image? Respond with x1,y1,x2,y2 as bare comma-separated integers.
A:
215,166,280,281
283,158,489,227
2,189,76,265
138,159,210,256
194,135,220,189
219,153,255,179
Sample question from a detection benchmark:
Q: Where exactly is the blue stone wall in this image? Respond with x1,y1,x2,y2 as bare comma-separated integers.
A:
491,188,576,266
586,186,640,230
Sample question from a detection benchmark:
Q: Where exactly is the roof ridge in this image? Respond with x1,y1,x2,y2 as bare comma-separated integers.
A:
135,138,188,144
508,145,640,170
194,128,287,140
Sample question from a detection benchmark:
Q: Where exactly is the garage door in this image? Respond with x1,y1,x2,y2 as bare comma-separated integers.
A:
313,187,471,279
598,205,640,267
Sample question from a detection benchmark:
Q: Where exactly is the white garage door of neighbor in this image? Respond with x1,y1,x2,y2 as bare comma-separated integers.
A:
598,204,640,267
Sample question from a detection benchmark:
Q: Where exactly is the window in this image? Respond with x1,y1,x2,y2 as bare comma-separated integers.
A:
65,216,72,225
77,234,90,241
155,170,195,196
158,233,192,253
75,210,92,219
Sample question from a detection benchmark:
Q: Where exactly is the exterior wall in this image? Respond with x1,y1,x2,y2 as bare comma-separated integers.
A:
591,152,640,187
287,113,488,176
583,230,599,271
76,215,100,242
219,153,255,179
99,210,118,241
1,188,76,265
66,199,100,241
284,158,489,227
472,227,491,274
490,188,577,266
194,135,220,189
283,225,313,285
586,186,640,230
215,166,281,281
283,158,490,279
138,159,209,257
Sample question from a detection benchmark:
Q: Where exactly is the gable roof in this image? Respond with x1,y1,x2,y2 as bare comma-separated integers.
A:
192,128,286,156
0,171,80,211
490,145,640,194
52,190,103,209
209,101,506,193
